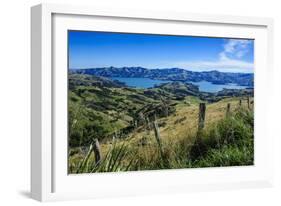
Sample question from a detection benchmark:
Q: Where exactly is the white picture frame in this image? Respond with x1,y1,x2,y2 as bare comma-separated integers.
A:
31,3,274,202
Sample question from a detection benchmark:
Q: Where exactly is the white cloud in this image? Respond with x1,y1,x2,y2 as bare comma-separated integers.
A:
221,39,252,59
170,39,254,73
174,59,253,73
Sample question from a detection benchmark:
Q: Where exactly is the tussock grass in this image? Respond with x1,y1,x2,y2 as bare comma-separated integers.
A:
69,104,254,173
189,108,254,167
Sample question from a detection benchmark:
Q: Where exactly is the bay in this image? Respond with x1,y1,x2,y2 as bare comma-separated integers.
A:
111,77,248,93
188,81,248,93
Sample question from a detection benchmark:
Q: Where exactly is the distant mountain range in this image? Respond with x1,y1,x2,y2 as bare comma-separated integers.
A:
70,67,254,87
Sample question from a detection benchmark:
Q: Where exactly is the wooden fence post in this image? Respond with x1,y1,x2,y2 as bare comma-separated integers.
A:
247,97,250,109
154,113,157,121
153,120,164,158
191,103,207,160
198,103,206,131
93,138,102,165
146,117,151,130
153,121,161,147
226,103,231,117
239,99,242,106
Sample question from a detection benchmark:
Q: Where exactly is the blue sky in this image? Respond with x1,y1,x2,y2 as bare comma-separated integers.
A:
68,31,254,73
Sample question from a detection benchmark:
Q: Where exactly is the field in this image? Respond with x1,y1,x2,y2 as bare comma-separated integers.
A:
68,74,254,173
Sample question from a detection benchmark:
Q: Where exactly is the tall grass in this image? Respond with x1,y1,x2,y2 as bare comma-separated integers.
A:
70,140,137,173
190,108,254,167
69,107,254,173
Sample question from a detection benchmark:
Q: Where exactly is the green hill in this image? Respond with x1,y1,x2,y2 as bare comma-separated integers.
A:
68,73,254,173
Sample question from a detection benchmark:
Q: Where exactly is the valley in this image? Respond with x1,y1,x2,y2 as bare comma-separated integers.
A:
68,73,254,173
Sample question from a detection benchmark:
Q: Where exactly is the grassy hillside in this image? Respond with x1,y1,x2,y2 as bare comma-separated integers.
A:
68,74,203,146
68,73,254,173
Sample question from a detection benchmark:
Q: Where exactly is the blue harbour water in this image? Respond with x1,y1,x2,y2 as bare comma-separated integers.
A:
111,77,247,93
189,81,247,93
